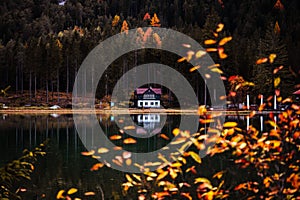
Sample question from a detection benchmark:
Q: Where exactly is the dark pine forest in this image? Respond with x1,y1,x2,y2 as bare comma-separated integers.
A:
0,0,299,104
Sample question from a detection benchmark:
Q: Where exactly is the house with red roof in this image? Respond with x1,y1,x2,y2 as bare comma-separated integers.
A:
134,87,161,108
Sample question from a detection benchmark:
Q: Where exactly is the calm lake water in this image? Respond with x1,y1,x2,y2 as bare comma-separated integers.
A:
0,112,276,199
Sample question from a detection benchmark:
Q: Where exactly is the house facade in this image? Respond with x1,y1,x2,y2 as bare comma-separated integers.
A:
134,87,161,108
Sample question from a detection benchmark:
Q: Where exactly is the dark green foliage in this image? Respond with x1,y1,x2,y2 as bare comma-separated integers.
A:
0,141,48,200
0,0,299,99
252,22,295,98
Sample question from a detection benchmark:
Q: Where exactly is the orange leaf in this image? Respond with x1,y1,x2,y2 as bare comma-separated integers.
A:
181,192,192,200
123,138,137,144
219,36,232,46
84,192,96,196
90,163,105,171
177,57,186,63
189,65,201,72
110,135,122,140
81,150,95,156
204,39,217,45
160,134,170,140
206,48,218,52
256,58,268,65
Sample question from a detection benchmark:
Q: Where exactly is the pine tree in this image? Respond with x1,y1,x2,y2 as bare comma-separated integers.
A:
252,22,295,98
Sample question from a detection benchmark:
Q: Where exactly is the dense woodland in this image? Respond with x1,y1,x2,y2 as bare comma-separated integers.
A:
0,0,299,104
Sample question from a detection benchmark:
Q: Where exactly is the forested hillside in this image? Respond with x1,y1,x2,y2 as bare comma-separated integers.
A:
0,0,299,101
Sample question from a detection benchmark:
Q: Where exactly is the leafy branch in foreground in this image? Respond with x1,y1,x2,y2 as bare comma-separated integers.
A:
0,140,48,200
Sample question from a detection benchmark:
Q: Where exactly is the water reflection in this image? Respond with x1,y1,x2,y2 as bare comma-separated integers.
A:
132,114,165,136
0,112,281,199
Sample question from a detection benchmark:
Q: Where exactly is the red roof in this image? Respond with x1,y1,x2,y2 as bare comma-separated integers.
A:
293,89,300,95
136,87,162,94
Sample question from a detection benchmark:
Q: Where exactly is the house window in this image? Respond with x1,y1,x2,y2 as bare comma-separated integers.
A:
145,102,148,106
139,101,142,107
151,102,154,105
143,94,155,99
155,102,158,105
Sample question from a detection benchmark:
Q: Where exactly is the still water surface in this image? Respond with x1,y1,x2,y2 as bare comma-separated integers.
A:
0,113,274,199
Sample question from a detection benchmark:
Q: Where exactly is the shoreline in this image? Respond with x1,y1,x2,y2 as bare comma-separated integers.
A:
0,108,281,115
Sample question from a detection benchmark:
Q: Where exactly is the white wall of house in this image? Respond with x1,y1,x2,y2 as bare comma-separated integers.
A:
137,114,160,123
138,100,160,108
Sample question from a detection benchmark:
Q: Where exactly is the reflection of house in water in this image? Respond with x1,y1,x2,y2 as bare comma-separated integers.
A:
132,114,163,135
134,87,161,108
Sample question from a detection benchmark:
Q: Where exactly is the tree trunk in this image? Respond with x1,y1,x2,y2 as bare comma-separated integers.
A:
57,68,60,103
16,65,18,92
46,80,49,104
29,71,32,105
34,73,37,101
66,55,69,94
21,64,23,94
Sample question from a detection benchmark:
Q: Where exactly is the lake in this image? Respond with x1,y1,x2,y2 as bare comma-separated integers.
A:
0,112,276,199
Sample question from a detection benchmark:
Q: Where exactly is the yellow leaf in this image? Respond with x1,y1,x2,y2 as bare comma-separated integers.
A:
274,77,281,88
195,50,207,58
204,190,214,200
223,122,238,128
125,158,132,166
144,171,157,177
269,54,277,64
189,151,201,163
124,125,135,130
194,177,211,184
126,174,133,182
97,147,109,154
169,168,177,179
56,190,65,199
211,68,223,74
172,128,180,136
266,120,278,129
67,188,78,195
112,15,120,26
219,36,232,46
216,23,224,32
132,174,142,181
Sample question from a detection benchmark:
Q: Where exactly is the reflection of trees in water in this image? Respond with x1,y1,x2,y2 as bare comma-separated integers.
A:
0,115,124,199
